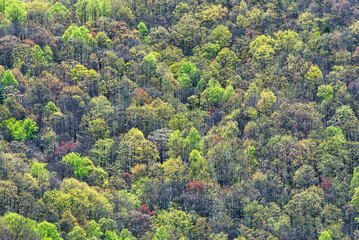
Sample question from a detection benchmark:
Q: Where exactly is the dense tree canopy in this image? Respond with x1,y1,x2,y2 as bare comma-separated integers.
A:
1,0,359,239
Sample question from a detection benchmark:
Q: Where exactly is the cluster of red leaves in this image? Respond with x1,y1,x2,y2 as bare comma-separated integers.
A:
122,172,132,184
139,204,155,216
132,89,153,105
187,180,206,194
55,141,77,156
321,176,333,192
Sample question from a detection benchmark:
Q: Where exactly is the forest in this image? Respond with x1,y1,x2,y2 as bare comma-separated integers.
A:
0,0,359,239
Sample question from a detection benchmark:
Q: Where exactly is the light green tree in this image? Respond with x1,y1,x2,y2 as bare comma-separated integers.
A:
37,221,61,240
4,0,27,23
1,70,18,87
318,231,333,240
61,152,94,180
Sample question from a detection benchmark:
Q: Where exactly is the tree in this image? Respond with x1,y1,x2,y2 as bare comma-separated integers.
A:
167,130,186,159
31,45,45,63
45,101,60,118
185,127,202,153
37,221,61,240
177,61,200,87
91,138,115,167
137,22,148,39
2,212,40,240
1,70,18,87
97,32,112,49
162,157,187,183
153,226,169,240
100,0,111,17
249,35,275,68
189,150,209,180
87,220,103,239
47,2,68,18
4,0,27,23
62,24,94,48
171,14,203,55
61,152,94,179
67,226,87,240
2,118,38,141
317,85,334,101
88,118,110,140
257,89,277,115
284,189,323,239
319,231,333,240
210,25,232,49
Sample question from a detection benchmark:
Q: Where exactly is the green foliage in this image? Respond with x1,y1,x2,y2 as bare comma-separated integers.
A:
61,152,94,180
31,160,50,187
155,208,193,239
210,25,232,48
45,101,60,116
185,127,202,152
4,0,27,23
47,2,68,17
37,221,61,240
62,24,94,47
91,138,115,167
257,88,277,115
3,212,40,239
319,231,333,240
153,226,169,240
87,220,103,239
317,85,334,101
137,22,148,38
178,61,200,87
1,70,18,87
2,118,38,141
32,45,45,63
67,226,87,240
88,118,110,140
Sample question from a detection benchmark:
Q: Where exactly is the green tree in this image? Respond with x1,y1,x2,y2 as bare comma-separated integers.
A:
37,221,61,240
210,25,232,49
257,88,277,115
61,152,94,180
97,32,112,49
47,2,68,17
137,22,148,39
319,231,333,240
317,85,334,101
1,70,18,87
4,0,27,23
153,226,169,240
91,138,115,167
177,61,200,87
2,118,38,141
0,0,5,12
185,127,202,153
67,226,87,240
189,150,209,180
88,118,110,140
30,161,50,188
2,212,40,240
162,157,187,183
62,24,94,47
87,220,103,239
100,0,111,17
31,45,45,63
45,101,60,117
167,130,186,159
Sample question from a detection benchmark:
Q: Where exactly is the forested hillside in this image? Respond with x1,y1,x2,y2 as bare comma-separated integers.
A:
0,0,359,239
